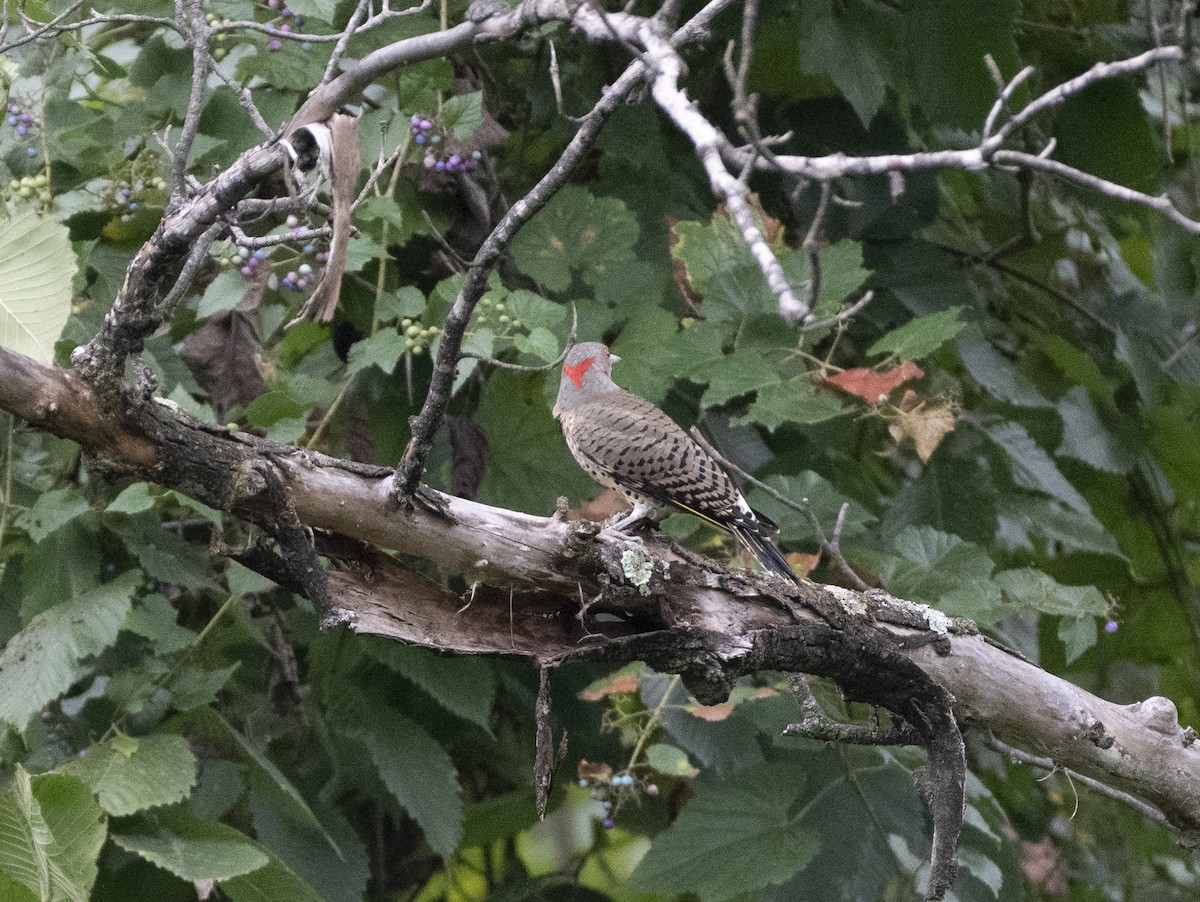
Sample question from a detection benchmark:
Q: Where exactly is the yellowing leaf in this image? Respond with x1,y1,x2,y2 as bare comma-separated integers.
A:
0,209,75,365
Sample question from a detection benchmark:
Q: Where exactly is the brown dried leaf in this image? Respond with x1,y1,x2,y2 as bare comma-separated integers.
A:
578,673,639,701
887,389,959,463
821,361,924,404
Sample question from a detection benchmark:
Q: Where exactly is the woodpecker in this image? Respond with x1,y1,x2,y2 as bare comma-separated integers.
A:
554,341,798,583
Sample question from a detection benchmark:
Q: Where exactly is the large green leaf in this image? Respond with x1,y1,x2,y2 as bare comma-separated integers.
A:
509,187,639,293
336,700,463,859
0,768,105,902
978,418,1091,514
59,733,198,817
0,571,140,731
632,760,819,900
796,0,902,126
109,807,268,882
0,210,76,365
361,640,496,736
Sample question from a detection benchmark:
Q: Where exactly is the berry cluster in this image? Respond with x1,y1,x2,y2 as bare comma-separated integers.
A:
7,173,50,208
399,318,440,355
215,216,330,295
473,294,522,336
577,760,658,830
100,155,167,222
410,115,482,174
264,1,307,52
4,102,39,159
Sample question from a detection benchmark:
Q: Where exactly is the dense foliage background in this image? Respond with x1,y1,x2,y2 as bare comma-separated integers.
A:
1,0,1199,899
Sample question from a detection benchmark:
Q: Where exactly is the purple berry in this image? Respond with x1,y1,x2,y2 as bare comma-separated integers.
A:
415,134,425,144
420,119,432,130
16,123,27,136
467,159,478,170
1104,620,1119,634
240,265,252,276
411,114,421,125
435,160,445,171
448,154,461,167
281,6,292,16
19,113,30,124
602,818,614,829
267,38,282,51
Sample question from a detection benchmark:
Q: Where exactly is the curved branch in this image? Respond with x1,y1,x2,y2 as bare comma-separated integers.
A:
1,345,1198,853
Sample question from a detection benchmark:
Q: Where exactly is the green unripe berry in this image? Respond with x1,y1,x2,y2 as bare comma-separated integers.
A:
498,314,510,323
495,303,506,312
226,422,239,432
18,186,32,198
38,190,51,203
411,345,424,355
405,324,421,337
8,179,18,191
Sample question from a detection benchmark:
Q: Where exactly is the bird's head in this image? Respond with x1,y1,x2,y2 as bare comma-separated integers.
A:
553,342,620,418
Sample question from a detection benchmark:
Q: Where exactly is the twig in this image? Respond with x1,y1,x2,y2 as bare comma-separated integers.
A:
987,735,1169,826
641,24,808,323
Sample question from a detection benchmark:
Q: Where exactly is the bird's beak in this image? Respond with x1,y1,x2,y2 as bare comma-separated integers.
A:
609,353,620,364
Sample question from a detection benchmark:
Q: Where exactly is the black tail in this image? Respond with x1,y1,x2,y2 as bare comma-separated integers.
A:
734,524,800,584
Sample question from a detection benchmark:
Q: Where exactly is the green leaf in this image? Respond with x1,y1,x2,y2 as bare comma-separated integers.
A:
978,418,1092,514
166,663,239,712
646,744,695,777
245,781,369,902
731,377,846,431
995,568,1110,618
513,326,560,363
361,640,496,736
997,496,1121,557
223,859,325,902
867,307,964,360
209,711,326,836
195,270,246,320
110,806,268,881
505,290,567,331
684,348,780,408
123,593,199,655
0,571,139,731
811,239,870,311
59,733,198,816
441,91,483,140
879,526,1005,624
633,760,818,900
14,486,90,543
957,328,1051,408
345,327,405,377
105,483,157,515
376,286,425,322
0,768,106,902
0,210,76,365
1056,386,1135,474
509,187,639,293
1058,616,1098,666
795,0,901,126
338,701,463,858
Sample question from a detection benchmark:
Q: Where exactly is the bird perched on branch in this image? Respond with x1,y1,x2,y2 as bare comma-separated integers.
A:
554,342,799,583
